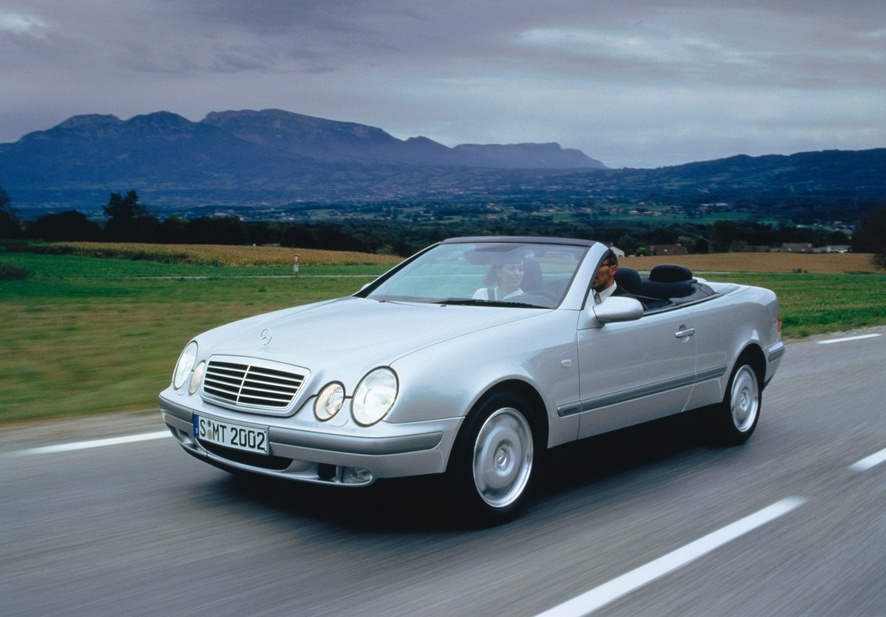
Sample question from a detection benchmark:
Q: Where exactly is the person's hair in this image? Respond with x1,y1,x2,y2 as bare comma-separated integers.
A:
601,250,618,267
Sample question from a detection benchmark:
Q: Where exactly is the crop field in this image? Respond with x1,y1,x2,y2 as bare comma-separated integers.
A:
1,242,884,423
48,241,881,273
620,251,879,275
40,241,403,268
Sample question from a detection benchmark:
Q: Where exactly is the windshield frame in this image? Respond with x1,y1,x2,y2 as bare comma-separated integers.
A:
355,237,595,309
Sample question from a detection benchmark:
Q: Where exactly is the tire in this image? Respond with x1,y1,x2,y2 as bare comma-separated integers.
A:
713,361,761,445
448,392,537,525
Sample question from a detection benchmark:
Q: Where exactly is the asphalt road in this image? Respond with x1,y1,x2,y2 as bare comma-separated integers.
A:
2,327,885,617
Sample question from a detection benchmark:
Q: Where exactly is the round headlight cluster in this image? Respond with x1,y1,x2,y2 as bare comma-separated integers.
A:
314,368,398,426
173,342,198,390
352,368,398,426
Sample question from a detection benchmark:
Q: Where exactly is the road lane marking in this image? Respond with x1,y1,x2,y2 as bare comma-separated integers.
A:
535,497,807,617
850,448,886,472
816,333,881,345
4,431,170,457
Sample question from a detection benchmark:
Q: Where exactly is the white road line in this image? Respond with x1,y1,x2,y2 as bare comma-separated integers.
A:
816,333,882,345
5,431,170,457
849,448,886,472
535,497,807,617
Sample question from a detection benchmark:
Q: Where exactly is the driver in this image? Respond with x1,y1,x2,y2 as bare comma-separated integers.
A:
474,253,525,301
591,250,621,304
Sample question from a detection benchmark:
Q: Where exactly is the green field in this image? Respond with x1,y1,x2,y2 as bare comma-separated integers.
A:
707,271,885,339
1,247,884,423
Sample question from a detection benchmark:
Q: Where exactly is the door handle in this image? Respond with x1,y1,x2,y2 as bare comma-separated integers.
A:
675,328,695,338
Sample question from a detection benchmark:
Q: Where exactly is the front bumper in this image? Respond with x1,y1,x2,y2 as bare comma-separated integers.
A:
159,393,460,486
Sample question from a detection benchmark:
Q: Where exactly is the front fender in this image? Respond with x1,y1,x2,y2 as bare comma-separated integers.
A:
386,310,580,425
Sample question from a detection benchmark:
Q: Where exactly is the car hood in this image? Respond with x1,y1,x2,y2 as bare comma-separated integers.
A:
194,296,545,372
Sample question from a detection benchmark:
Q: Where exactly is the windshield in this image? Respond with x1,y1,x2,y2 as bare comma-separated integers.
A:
361,240,589,308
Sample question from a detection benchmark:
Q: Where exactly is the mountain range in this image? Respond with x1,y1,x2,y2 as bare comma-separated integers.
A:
0,109,602,208
1,108,884,221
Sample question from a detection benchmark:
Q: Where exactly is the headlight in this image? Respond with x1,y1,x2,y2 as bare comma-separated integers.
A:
352,368,398,426
172,341,198,390
315,382,345,421
189,361,206,395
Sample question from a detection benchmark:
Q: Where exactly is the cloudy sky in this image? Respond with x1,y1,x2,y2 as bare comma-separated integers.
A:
2,0,884,168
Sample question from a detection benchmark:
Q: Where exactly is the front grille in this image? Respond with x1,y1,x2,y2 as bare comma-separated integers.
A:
203,360,304,411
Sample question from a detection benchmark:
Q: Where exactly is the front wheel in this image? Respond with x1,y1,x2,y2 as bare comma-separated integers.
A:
448,392,537,525
712,362,761,445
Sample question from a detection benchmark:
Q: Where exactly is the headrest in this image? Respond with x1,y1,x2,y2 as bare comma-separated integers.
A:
649,264,693,283
614,267,642,294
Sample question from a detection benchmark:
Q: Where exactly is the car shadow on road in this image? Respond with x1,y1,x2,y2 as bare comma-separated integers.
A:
200,408,732,532
208,467,458,532
539,410,714,496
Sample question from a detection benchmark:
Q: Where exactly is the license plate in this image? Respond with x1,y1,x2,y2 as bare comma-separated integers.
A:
194,415,269,455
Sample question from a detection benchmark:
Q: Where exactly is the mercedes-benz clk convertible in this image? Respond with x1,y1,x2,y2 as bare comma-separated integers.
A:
159,236,784,524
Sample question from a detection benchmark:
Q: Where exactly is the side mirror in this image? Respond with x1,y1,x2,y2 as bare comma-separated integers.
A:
582,296,644,329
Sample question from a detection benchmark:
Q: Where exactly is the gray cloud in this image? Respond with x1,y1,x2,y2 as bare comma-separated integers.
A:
1,0,884,167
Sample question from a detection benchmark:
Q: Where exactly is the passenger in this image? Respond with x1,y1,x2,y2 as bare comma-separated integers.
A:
474,253,525,300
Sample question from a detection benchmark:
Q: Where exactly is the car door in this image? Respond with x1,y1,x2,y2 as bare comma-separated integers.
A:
680,292,747,411
575,306,697,439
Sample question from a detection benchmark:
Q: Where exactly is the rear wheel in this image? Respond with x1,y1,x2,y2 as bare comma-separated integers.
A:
449,392,537,525
713,361,761,445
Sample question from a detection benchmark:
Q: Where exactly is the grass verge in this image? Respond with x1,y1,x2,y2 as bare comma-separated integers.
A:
1,243,883,423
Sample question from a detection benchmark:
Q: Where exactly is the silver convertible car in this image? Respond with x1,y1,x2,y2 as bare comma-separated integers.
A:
159,236,784,524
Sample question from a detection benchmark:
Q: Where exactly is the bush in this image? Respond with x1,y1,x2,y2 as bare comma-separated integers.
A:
0,263,32,280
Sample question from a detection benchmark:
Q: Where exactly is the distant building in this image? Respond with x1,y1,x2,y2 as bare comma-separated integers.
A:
651,244,689,257
816,245,850,254
781,243,814,253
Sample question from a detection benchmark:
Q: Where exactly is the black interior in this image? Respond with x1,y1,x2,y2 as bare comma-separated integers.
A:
615,264,715,309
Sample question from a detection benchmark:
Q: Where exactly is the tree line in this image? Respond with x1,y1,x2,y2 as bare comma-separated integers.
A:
1,187,884,264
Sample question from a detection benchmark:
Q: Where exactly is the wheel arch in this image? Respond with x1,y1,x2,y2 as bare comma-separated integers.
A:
735,343,766,389
478,379,550,449
447,379,549,471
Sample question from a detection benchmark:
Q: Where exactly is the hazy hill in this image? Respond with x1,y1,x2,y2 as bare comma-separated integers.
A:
0,109,604,198
0,109,884,221
204,109,604,169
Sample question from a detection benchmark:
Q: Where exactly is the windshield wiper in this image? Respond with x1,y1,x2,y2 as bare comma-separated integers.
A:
438,298,545,309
